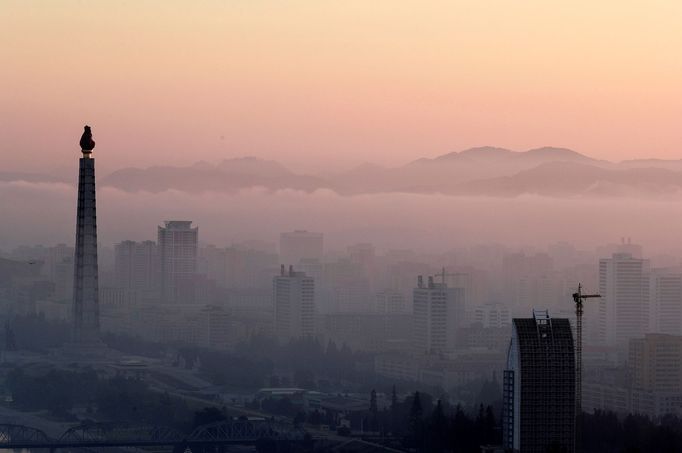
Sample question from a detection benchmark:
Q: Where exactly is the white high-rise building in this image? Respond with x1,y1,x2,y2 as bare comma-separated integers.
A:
412,275,465,354
375,289,406,313
273,265,316,340
279,230,323,265
158,221,198,304
472,303,511,328
598,253,650,346
596,237,643,260
649,268,682,336
114,240,159,303
46,243,74,283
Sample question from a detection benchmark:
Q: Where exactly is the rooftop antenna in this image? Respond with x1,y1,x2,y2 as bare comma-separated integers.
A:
572,283,600,451
438,267,461,285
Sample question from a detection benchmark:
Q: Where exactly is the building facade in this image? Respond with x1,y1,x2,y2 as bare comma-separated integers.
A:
629,334,682,394
273,265,316,340
412,275,465,354
115,240,159,304
598,253,650,346
649,269,682,336
158,221,198,304
375,289,406,314
472,303,511,329
503,310,576,453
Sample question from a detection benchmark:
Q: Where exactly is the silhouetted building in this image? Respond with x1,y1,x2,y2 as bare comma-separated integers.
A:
323,312,412,351
160,305,232,349
412,275,464,354
117,304,234,349
273,265,315,340
503,310,575,453
158,221,198,303
630,334,682,394
582,334,682,418
72,148,100,343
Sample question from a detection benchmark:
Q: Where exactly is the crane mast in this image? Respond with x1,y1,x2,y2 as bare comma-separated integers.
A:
572,283,600,451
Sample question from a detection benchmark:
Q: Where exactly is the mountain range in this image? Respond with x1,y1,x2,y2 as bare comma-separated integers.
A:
7,148,682,198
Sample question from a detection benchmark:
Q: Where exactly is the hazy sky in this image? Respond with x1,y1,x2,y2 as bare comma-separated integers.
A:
2,1,682,173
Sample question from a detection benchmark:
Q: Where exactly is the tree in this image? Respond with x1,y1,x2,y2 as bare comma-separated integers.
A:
369,389,378,431
293,367,316,389
307,409,322,425
426,400,448,452
408,392,424,448
193,407,226,429
483,405,498,444
410,391,423,419
391,384,398,410
369,389,378,415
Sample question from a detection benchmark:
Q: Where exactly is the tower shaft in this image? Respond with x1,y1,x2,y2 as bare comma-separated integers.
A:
72,156,100,343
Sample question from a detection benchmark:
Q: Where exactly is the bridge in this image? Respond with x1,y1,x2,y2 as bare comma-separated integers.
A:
0,418,308,450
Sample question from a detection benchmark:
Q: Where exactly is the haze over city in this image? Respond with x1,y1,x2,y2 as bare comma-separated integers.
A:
3,2,682,452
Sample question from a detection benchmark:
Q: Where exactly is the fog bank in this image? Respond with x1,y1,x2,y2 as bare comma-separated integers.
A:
1,181,681,254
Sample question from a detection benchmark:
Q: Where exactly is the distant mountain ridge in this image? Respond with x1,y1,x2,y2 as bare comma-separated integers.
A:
101,157,330,193
6,147,682,198
428,146,594,163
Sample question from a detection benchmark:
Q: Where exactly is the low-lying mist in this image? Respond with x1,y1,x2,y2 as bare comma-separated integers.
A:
2,180,682,254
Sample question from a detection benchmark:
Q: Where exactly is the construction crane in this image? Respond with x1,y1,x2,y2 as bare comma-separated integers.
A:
572,284,600,423
437,267,468,286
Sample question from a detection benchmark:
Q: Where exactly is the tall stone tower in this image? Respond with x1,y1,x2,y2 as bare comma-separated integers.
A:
72,125,100,343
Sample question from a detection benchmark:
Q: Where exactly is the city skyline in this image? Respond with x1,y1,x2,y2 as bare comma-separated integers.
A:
3,2,682,451
3,132,682,451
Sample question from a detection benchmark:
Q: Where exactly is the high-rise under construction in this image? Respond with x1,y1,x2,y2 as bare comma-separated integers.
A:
503,310,576,453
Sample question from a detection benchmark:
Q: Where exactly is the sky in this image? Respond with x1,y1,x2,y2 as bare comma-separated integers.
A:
2,1,682,174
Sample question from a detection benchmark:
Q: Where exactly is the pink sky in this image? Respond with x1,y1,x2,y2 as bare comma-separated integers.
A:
2,1,682,173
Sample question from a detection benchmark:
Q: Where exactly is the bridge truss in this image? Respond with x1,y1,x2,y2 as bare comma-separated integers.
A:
0,417,305,450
